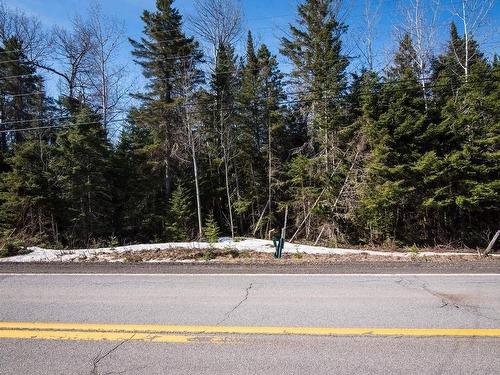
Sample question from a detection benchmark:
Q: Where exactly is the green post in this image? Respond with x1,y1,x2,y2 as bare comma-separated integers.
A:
273,206,288,259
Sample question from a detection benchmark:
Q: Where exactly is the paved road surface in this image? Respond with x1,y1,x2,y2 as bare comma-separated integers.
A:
1,260,500,274
1,272,499,374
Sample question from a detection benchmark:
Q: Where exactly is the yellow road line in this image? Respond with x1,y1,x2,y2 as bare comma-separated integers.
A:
0,329,233,343
1,322,500,337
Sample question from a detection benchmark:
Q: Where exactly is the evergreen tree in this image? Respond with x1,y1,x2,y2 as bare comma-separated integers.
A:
0,134,58,244
281,0,349,168
235,34,287,235
203,213,220,244
0,37,45,150
419,58,499,245
112,122,165,243
280,0,350,241
431,23,483,107
52,107,112,246
235,32,263,228
0,36,58,246
130,0,203,203
209,42,239,237
360,36,430,243
255,44,287,234
165,183,193,241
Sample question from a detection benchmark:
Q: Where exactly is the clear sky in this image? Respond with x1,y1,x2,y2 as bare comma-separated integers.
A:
9,0,500,93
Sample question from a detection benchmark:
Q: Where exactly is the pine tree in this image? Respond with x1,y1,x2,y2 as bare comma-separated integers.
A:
210,42,239,237
0,134,58,244
165,184,193,241
360,36,430,244
111,122,165,242
420,57,499,245
0,37,45,149
130,0,203,204
280,0,350,241
52,107,112,246
203,213,220,244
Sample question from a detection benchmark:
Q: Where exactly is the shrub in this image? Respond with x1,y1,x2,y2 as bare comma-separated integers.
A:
0,240,29,258
203,213,219,244
202,250,216,261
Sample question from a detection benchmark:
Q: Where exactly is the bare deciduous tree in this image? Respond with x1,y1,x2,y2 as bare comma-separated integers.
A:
189,0,242,238
37,16,93,103
450,0,494,80
0,2,47,62
175,58,204,238
189,0,242,62
397,0,440,108
86,2,129,133
355,0,382,71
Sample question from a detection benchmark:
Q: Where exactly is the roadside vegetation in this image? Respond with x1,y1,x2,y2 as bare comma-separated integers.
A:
0,0,497,253
100,247,500,264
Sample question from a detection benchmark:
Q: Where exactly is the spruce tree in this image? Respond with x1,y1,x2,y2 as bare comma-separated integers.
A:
130,0,203,203
281,0,348,168
360,36,429,244
280,0,350,241
0,134,58,244
210,42,239,237
203,213,220,244
234,32,262,230
52,107,112,246
0,37,45,149
421,57,499,245
0,37,58,245
431,23,483,107
111,122,165,243
165,183,193,241
235,34,287,235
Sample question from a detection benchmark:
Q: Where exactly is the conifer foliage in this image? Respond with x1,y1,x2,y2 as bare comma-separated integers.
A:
0,0,498,252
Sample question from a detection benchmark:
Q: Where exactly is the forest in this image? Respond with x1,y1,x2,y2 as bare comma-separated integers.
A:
0,0,498,252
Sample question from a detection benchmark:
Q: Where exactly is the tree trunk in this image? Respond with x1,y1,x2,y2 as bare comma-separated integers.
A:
484,230,500,256
189,127,203,238
267,116,272,229
223,144,234,238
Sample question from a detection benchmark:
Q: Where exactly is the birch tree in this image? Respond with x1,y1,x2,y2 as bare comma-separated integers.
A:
450,0,494,80
86,3,129,134
397,0,440,108
189,0,242,238
189,0,242,62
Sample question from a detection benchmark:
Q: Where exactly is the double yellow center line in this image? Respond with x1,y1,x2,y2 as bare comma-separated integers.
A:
0,322,499,343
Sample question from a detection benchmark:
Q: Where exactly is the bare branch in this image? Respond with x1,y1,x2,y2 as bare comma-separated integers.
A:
189,0,243,64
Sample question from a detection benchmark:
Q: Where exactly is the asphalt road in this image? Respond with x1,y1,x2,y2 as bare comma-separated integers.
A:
1,259,500,274
1,272,499,374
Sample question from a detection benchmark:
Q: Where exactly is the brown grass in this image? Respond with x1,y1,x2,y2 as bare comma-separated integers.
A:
95,247,499,264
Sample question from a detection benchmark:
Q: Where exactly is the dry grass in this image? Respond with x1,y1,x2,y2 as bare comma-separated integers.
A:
94,247,499,264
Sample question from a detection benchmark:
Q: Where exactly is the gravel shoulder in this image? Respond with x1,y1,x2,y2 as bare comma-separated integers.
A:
1,258,499,274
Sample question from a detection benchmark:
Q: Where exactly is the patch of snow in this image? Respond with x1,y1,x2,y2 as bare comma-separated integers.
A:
0,238,495,263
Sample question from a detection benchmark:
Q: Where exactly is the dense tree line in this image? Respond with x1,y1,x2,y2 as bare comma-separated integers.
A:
0,0,497,250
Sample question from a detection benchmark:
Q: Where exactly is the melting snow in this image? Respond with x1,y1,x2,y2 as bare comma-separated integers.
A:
0,238,490,263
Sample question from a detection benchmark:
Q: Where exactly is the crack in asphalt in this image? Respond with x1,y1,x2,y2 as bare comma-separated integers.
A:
217,282,254,325
90,334,135,375
395,277,500,323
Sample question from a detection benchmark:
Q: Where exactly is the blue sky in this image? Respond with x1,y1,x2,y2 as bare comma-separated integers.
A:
9,0,500,92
